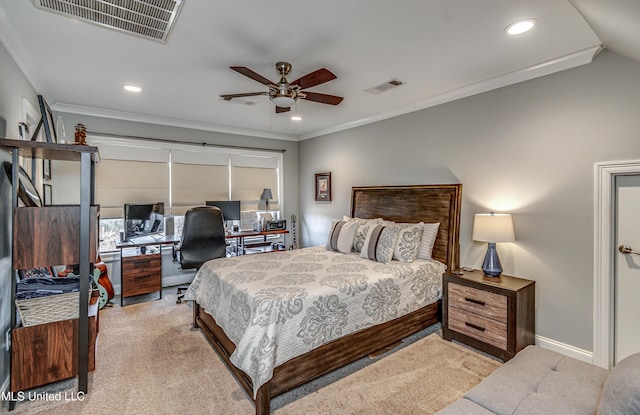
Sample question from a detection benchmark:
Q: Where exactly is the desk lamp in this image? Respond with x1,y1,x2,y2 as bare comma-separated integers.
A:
261,188,273,213
472,212,515,277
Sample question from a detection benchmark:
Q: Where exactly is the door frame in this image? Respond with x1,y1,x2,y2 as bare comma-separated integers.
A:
594,160,640,368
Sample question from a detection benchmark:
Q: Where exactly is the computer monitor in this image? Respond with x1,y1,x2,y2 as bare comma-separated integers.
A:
205,200,241,222
124,202,164,240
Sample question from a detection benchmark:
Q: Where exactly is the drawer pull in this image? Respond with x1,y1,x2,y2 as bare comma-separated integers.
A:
465,297,486,306
465,322,486,332
133,260,151,265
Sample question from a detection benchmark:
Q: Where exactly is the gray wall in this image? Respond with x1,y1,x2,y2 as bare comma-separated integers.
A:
298,50,640,352
0,41,39,392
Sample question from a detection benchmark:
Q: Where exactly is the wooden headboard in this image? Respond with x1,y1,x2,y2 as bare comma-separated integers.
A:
350,184,462,271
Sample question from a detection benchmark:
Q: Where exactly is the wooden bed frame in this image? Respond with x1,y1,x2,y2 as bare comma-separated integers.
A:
191,184,462,415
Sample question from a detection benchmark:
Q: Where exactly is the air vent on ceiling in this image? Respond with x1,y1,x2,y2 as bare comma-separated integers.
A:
365,79,404,94
33,0,184,43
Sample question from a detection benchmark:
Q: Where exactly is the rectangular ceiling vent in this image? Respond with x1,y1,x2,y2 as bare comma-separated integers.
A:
365,79,404,94
33,0,184,43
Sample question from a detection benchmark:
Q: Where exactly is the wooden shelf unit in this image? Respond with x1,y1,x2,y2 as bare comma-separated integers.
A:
0,138,99,397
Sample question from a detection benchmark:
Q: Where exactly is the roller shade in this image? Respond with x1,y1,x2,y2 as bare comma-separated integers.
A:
95,159,170,218
230,154,279,211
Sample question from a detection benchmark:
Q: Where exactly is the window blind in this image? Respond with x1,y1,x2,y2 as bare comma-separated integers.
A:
230,154,279,211
94,144,170,218
171,150,229,215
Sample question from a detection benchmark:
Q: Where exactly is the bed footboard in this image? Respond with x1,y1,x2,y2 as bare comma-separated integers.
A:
193,300,441,415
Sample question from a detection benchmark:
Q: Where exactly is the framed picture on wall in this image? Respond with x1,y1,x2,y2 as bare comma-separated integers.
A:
315,172,332,201
43,184,52,206
43,159,51,180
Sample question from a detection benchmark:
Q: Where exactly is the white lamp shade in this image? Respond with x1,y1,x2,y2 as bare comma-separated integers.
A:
271,95,295,107
472,213,515,243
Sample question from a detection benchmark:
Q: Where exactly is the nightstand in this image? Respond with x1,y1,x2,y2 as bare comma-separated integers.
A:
442,269,535,361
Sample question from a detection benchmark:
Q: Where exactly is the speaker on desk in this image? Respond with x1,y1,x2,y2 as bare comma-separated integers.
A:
165,215,175,236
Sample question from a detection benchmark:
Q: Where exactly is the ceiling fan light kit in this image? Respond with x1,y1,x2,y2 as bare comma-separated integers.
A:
222,62,343,113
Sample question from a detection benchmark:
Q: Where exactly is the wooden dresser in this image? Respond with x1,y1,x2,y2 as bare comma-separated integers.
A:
442,269,535,361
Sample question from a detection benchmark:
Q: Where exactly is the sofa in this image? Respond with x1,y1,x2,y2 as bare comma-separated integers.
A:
436,345,640,415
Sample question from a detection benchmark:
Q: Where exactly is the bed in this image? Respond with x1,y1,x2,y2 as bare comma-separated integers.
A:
185,184,462,415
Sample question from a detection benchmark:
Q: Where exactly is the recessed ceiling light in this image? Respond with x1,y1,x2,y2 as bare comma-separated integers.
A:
123,85,142,93
291,115,302,121
505,19,537,35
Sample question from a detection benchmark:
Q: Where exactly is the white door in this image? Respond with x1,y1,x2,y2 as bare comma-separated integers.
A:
614,174,640,364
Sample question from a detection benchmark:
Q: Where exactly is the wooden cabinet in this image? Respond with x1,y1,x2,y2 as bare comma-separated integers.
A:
442,270,535,361
11,314,97,392
121,251,162,301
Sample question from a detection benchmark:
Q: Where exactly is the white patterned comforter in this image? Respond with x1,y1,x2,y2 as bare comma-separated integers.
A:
183,246,446,397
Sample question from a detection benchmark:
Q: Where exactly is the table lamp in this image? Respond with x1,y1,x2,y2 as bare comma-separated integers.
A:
261,188,273,213
472,212,515,277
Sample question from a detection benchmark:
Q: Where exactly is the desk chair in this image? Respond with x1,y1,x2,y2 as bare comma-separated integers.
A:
175,206,227,303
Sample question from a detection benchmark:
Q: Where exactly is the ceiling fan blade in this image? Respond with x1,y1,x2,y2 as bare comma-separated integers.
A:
291,68,337,89
230,66,275,86
302,91,344,105
275,106,291,113
220,92,267,101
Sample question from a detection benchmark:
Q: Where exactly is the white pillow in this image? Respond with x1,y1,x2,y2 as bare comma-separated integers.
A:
342,216,383,253
326,220,359,254
416,223,440,260
391,222,424,263
360,224,400,263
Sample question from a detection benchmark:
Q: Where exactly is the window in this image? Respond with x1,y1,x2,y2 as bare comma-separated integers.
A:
89,136,283,251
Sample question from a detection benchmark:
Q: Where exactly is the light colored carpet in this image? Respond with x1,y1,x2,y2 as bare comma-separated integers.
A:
6,291,500,415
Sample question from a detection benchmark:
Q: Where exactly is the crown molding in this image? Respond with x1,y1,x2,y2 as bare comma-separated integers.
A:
300,45,604,140
41,44,602,143
50,102,299,142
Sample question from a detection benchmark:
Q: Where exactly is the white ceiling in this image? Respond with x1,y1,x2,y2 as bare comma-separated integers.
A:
0,1,634,141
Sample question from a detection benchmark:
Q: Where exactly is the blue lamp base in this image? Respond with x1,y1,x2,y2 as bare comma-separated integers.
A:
482,242,503,277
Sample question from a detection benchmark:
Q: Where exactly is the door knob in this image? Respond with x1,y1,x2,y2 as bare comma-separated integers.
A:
618,245,640,256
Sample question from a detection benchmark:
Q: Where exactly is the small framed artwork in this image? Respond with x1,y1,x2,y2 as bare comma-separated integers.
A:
36,95,57,143
315,172,332,201
43,184,52,206
43,159,51,180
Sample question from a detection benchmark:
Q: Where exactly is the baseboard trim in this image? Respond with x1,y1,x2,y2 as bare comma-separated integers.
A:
535,334,593,363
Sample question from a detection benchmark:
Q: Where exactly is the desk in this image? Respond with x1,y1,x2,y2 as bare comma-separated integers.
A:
226,229,289,255
115,235,180,306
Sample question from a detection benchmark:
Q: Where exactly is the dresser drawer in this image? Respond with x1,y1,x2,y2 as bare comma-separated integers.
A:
123,255,161,274
448,306,508,350
448,282,507,323
122,273,161,297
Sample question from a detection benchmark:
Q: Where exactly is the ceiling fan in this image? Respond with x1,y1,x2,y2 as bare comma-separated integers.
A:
220,62,344,113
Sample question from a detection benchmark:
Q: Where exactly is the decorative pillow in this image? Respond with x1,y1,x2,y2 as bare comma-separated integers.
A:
416,223,440,260
342,216,383,253
360,224,400,263
390,222,424,263
326,219,359,254
597,352,640,415
18,267,56,280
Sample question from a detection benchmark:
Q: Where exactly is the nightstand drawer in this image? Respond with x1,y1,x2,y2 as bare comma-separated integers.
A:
448,282,507,323
448,307,507,350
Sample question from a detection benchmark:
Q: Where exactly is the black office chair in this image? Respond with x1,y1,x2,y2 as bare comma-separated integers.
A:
175,206,227,303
